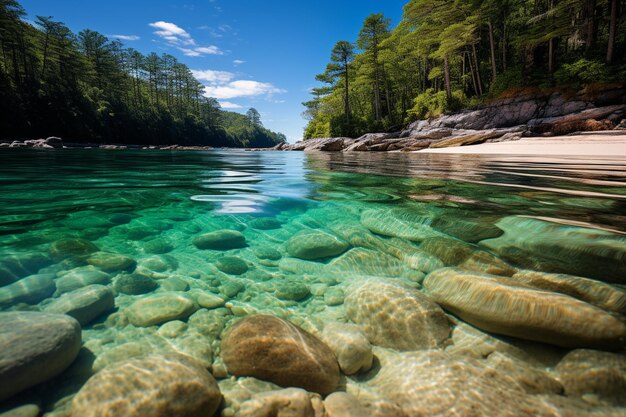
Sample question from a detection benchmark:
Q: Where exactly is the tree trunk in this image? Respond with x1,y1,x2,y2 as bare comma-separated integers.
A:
607,0,618,64
488,19,497,83
585,0,597,52
344,59,350,124
443,54,452,101
471,43,483,96
548,37,555,72
502,21,507,71
467,49,480,96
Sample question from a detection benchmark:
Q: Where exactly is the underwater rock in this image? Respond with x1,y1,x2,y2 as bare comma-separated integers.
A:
160,276,189,292
0,274,56,307
286,230,349,260
218,279,244,298
140,255,178,272
323,287,345,306
399,250,445,274
424,268,626,350
0,253,52,286
113,273,158,295
216,256,249,275
55,266,111,295
193,230,247,250
86,252,136,273
49,238,99,260
158,320,188,338
44,285,114,325
555,349,626,405
431,213,503,243
108,213,132,225
324,392,368,417
510,270,626,314
221,315,340,395
142,238,175,255
254,246,283,261
191,291,225,309
345,279,450,351
126,292,198,327
458,251,517,277
279,258,325,275
249,217,282,230
366,348,561,417
325,248,408,279
237,388,324,417
485,352,563,395
360,209,443,242
71,354,221,417
92,342,153,372
274,280,311,301
420,236,475,265
218,377,282,417
0,312,81,402
321,322,373,375
481,216,626,283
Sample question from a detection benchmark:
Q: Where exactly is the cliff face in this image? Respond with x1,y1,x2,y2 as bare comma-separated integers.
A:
279,85,626,152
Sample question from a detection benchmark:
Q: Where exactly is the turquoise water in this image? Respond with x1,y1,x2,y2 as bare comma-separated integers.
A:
1,149,626,416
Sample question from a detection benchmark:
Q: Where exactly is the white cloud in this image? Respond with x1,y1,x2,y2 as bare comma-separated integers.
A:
191,69,235,84
150,21,222,56
219,101,243,109
233,60,245,66
109,35,140,41
203,80,286,99
149,21,195,45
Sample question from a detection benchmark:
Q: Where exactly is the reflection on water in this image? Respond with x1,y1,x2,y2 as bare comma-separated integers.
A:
0,148,625,416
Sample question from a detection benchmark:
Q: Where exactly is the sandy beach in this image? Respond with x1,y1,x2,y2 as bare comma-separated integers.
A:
417,131,626,156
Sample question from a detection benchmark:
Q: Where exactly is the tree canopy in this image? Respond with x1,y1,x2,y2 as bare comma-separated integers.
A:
0,0,286,147
304,0,625,139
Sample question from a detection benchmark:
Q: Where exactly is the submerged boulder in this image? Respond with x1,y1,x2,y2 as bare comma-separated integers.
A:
126,293,198,327
345,279,450,351
71,354,221,417
321,322,373,375
55,266,111,295
0,312,81,402
424,268,626,349
49,238,99,260
361,209,443,242
286,230,348,260
44,284,114,325
0,273,56,307
481,216,626,283
86,251,136,273
193,230,247,250
221,315,340,395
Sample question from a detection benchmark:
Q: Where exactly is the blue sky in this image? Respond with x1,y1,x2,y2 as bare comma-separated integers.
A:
20,0,408,142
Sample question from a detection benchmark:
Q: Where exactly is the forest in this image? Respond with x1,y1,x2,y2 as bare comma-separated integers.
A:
0,0,286,147
304,0,626,139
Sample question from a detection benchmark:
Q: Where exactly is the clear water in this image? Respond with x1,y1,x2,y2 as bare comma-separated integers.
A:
1,149,625,416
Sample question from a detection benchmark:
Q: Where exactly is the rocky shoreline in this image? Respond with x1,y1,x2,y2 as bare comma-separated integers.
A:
276,85,626,153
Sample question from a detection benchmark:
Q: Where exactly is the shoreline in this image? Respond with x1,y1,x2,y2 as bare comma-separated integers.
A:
416,131,626,157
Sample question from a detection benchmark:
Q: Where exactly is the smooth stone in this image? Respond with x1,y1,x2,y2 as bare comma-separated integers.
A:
286,230,349,260
325,248,408,278
324,392,368,417
345,279,450,351
249,217,282,230
158,320,188,338
510,270,626,314
324,287,345,306
108,213,132,225
71,354,222,417
366,349,565,417
321,322,373,375
458,251,517,277
216,256,249,275
143,238,174,254
49,238,99,260
221,315,341,395
555,349,626,405
274,280,310,301
420,236,475,265
486,352,563,395
238,388,324,417
44,285,114,325
424,268,626,350
141,255,178,272
86,252,136,273
192,291,225,309
126,293,198,327
113,273,158,295
0,274,56,307
92,342,153,372
481,216,626,283
0,404,40,417
254,247,282,261
0,312,81,402
55,267,111,295
193,230,247,250
160,277,189,292
0,253,52,286
361,209,443,242
218,279,244,298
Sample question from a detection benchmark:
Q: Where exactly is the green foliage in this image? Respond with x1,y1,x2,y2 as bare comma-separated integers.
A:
554,59,611,87
0,0,285,147
303,0,625,138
